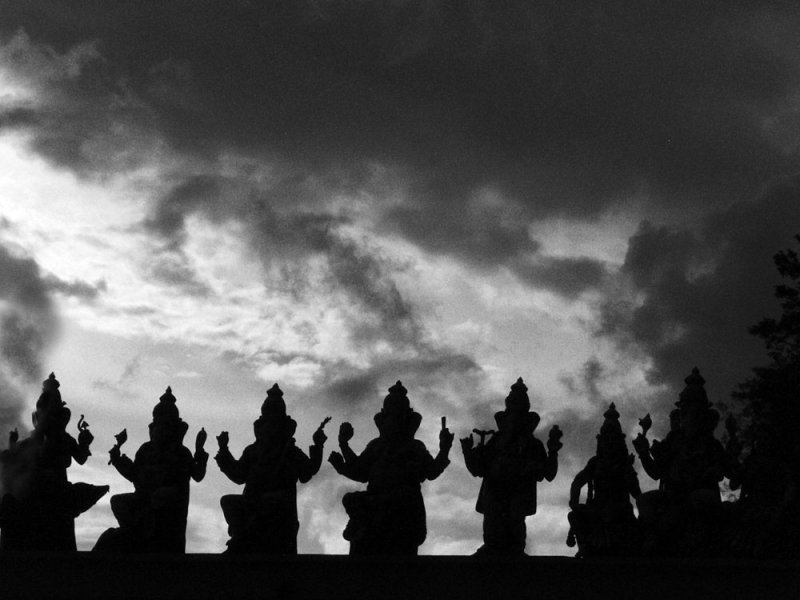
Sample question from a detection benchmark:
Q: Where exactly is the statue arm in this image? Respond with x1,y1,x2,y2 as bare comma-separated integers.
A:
569,463,591,508
70,433,91,465
542,450,558,482
427,445,451,481
628,459,642,499
537,437,559,482
111,451,137,482
191,446,209,482
298,444,323,484
215,445,246,484
633,435,661,480
340,438,358,464
299,419,328,482
461,444,486,477
331,442,370,483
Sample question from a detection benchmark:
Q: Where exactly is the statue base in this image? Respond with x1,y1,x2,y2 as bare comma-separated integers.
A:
0,553,796,599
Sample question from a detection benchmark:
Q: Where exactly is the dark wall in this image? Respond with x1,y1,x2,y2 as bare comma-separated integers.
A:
0,553,797,600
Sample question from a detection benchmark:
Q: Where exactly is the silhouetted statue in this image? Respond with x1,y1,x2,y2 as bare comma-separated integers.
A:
328,381,454,555
632,368,736,556
0,373,108,551
566,403,641,557
215,383,329,554
461,378,562,556
726,412,800,557
94,386,208,553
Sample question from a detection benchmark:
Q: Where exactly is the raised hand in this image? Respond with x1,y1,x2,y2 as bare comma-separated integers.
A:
313,417,331,447
217,431,229,449
77,415,94,447
114,429,128,448
547,424,563,452
328,451,345,472
8,428,18,447
439,416,454,452
108,429,127,465
108,444,121,465
639,413,652,436
460,433,474,452
632,433,650,456
195,428,207,453
338,422,354,445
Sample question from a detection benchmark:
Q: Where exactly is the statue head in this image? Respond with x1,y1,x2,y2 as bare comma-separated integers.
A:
255,383,295,445
149,386,187,446
261,383,287,419
676,367,713,437
495,378,540,435
596,403,626,457
32,372,71,435
375,381,421,440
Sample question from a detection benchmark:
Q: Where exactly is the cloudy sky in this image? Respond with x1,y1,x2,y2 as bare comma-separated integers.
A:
1,1,799,555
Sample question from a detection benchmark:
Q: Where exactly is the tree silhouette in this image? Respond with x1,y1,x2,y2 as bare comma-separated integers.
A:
734,234,800,446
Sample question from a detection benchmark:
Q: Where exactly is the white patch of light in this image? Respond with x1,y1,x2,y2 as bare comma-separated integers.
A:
527,207,643,266
0,133,149,279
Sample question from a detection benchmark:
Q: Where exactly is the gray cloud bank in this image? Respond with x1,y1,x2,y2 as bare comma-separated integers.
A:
2,0,798,443
0,243,59,438
0,237,102,441
3,1,799,277
597,178,800,416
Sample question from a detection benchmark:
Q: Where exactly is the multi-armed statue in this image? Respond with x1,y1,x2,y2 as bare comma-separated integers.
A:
726,408,799,557
94,386,208,553
461,378,562,555
2,368,799,558
567,403,641,557
328,381,454,555
0,373,108,551
632,368,738,556
215,383,329,554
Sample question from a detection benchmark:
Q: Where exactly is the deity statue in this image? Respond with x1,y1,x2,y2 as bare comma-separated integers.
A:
215,383,330,554
460,378,563,556
632,367,736,556
566,403,641,557
726,413,800,557
0,373,108,551
328,381,454,555
93,386,208,553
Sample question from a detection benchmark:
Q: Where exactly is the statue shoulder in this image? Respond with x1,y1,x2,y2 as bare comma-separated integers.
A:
411,438,430,455
530,436,547,453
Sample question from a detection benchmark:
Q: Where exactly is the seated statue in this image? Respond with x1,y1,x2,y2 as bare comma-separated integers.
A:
461,378,562,556
566,403,641,557
328,381,454,555
726,413,800,557
0,373,108,551
94,386,208,553
632,367,736,556
215,383,329,554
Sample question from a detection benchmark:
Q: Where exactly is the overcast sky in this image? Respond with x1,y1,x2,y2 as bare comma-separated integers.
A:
1,1,799,555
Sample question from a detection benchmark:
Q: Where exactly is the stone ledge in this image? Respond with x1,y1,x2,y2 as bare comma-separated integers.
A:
0,553,797,600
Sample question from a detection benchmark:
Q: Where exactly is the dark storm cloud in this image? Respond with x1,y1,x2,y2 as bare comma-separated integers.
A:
0,242,59,436
3,1,800,290
144,173,425,346
597,176,800,412
91,354,141,400
0,106,39,129
44,274,107,300
146,250,214,298
558,356,605,406
513,256,608,299
320,346,485,415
